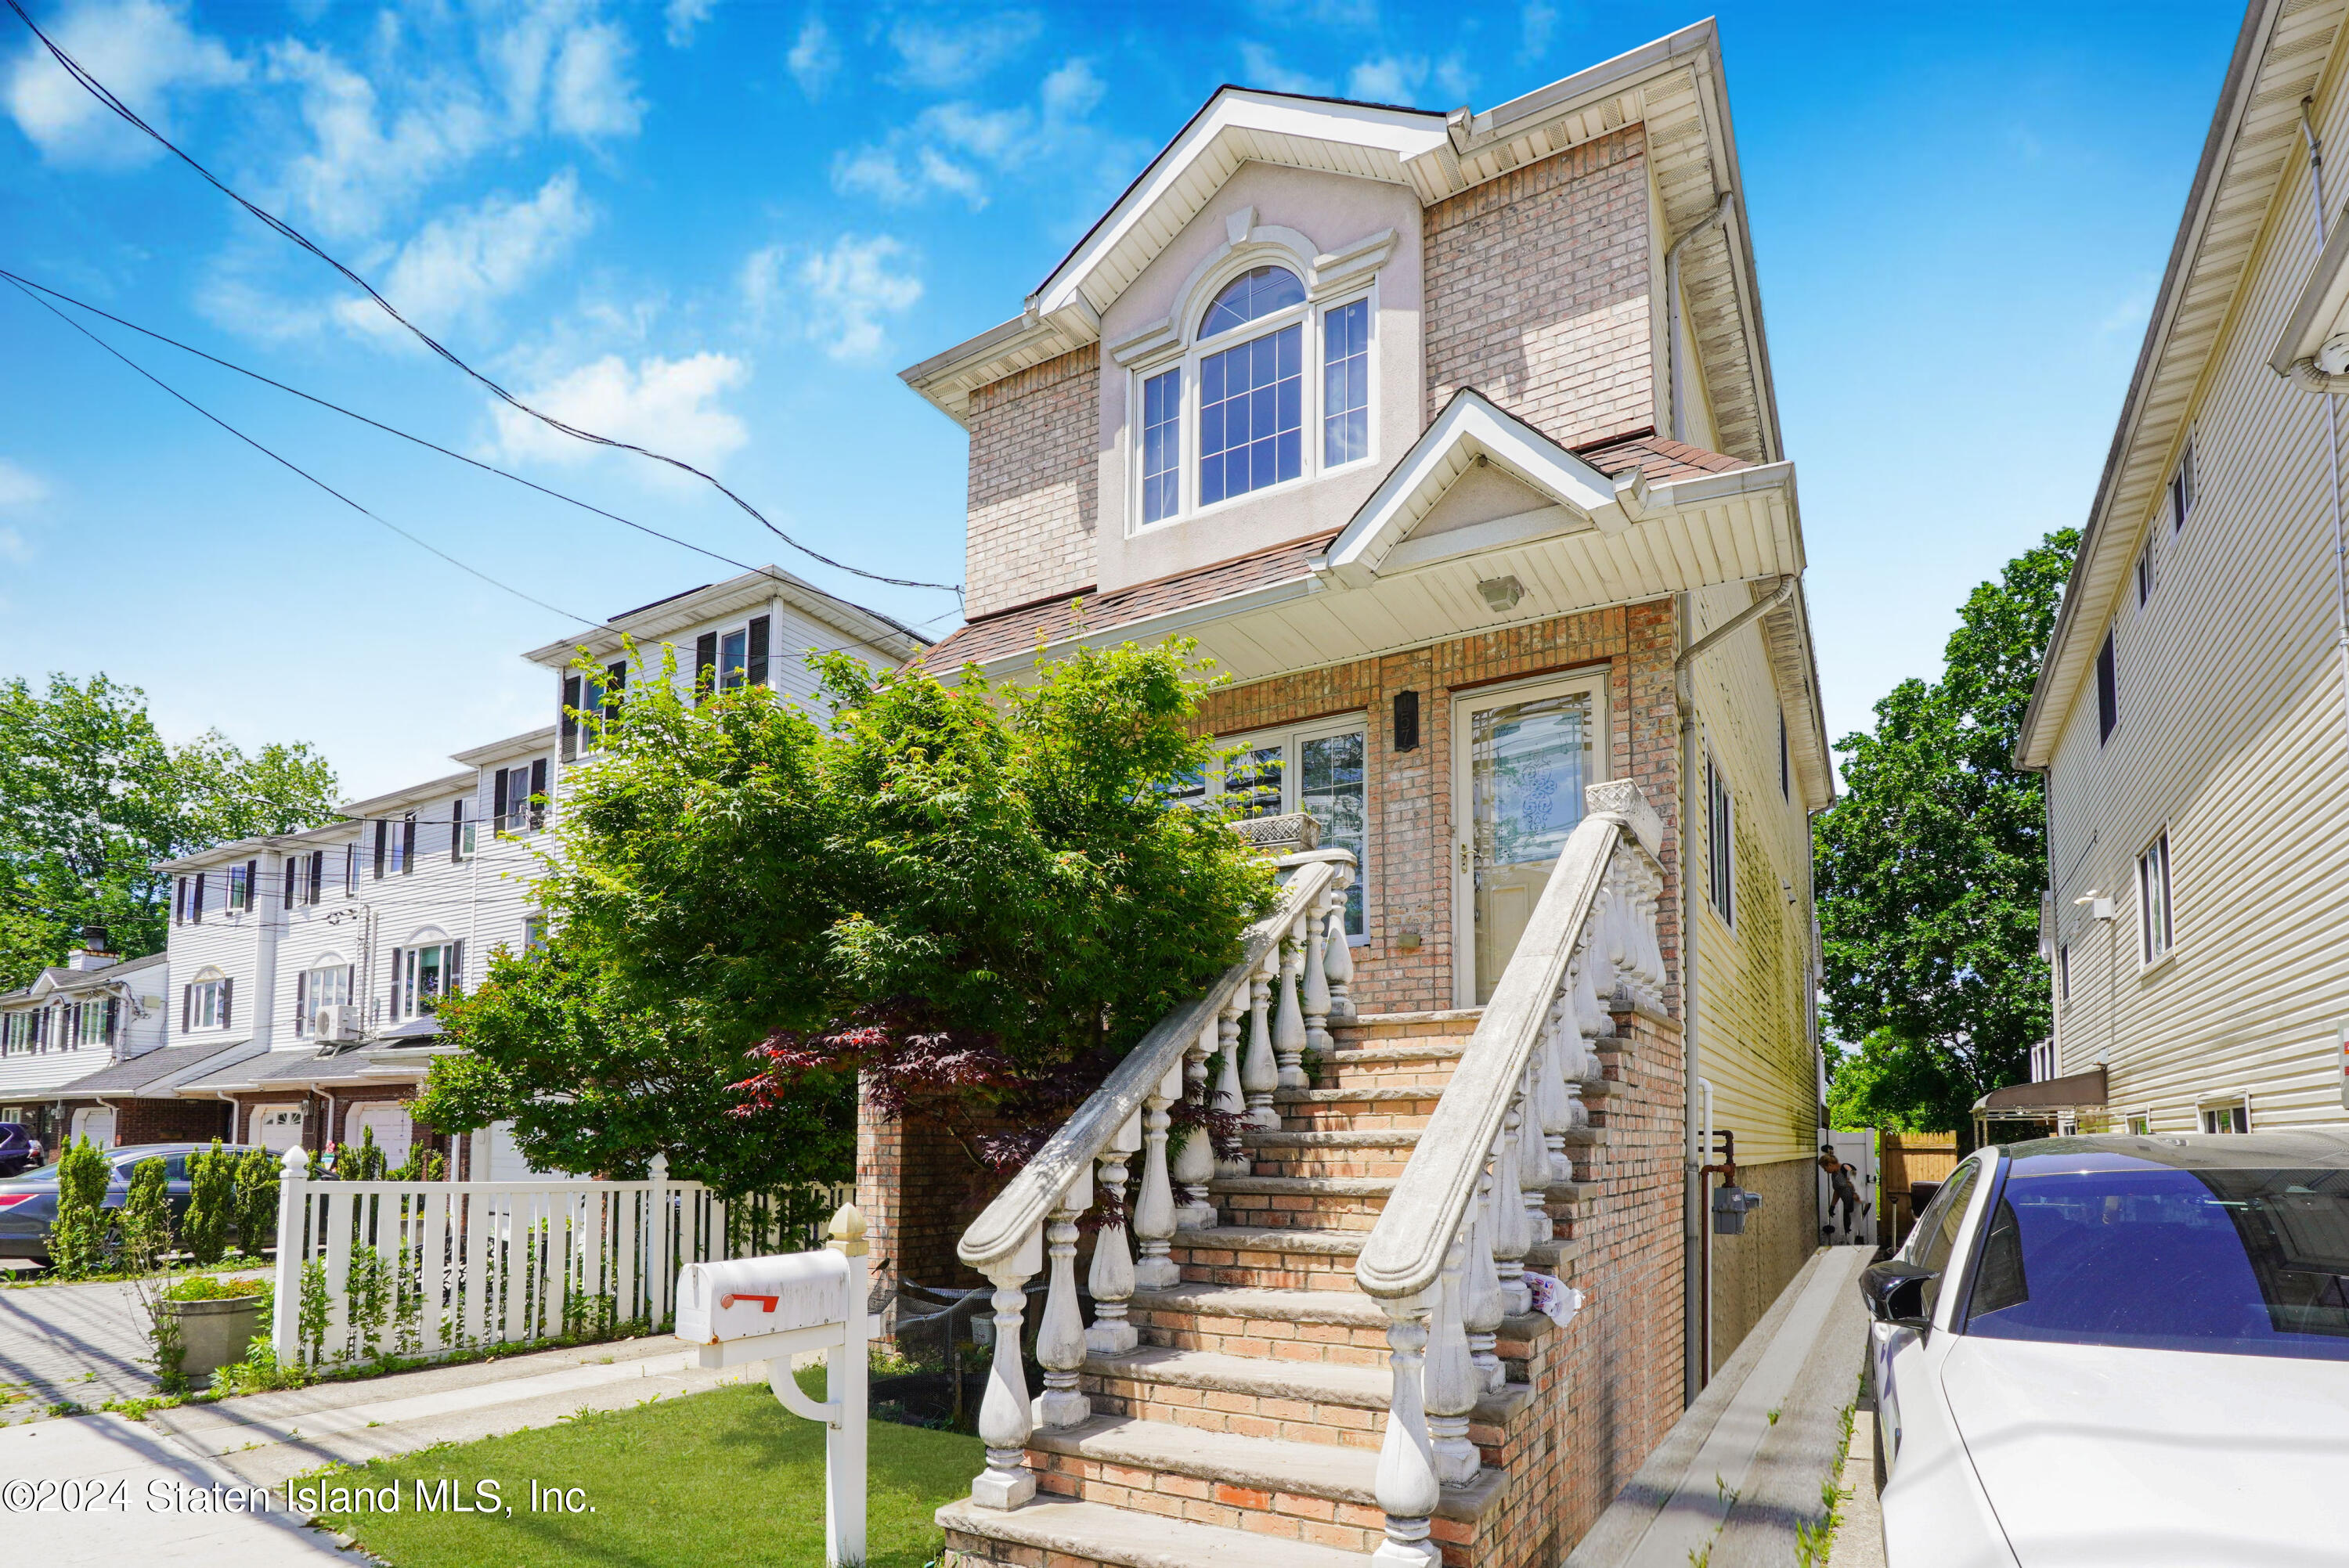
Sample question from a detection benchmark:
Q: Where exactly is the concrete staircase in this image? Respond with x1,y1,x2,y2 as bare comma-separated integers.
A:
940,1007,1598,1568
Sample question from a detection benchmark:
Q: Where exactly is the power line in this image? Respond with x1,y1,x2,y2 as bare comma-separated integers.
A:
3,0,963,602
4,273,612,631
0,265,940,654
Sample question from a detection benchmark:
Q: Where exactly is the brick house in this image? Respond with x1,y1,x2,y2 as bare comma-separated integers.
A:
871,21,1835,1565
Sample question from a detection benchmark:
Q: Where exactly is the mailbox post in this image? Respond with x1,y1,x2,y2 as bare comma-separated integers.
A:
676,1204,870,1566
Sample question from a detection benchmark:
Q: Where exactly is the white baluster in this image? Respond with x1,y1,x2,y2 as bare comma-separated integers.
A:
1033,1177,1092,1431
1371,1294,1443,1567
1572,950,1610,1040
1519,1060,1553,1245
1584,885,1618,1007
1303,888,1333,1060
1273,924,1308,1090
1174,1018,1218,1230
1242,953,1280,1128
1324,897,1355,1020
1131,1061,1183,1289
971,1229,1043,1510
1423,1229,1481,1485
1491,1098,1532,1317
1086,1114,1142,1357
1536,1010,1574,1189
1215,993,1250,1179
1465,1163,1506,1391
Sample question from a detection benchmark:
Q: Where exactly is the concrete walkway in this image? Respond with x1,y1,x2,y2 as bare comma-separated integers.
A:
0,1275,214,1418
1568,1245,1871,1568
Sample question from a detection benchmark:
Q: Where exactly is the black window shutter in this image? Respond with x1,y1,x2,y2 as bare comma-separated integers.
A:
389,949,402,1018
402,814,417,874
221,978,233,1031
449,799,465,863
493,768,510,832
104,997,117,1044
451,939,466,994
2096,631,2119,743
310,849,324,905
529,759,547,829
174,877,185,925
374,821,388,879
561,676,582,760
745,616,770,687
193,872,205,923
295,970,308,1034
604,661,626,731
283,853,297,908
695,632,718,699
182,985,192,1033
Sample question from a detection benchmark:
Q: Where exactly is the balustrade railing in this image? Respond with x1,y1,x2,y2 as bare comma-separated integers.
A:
1355,780,1666,1565
953,840,1355,1512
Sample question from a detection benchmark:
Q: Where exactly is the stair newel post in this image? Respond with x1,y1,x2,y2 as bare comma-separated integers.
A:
1491,1094,1532,1317
1518,1059,1553,1245
1273,921,1309,1090
1214,993,1250,1179
1173,1017,1219,1230
1302,884,1333,1059
1324,863,1356,1020
1423,1228,1481,1485
971,1225,1045,1510
1464,1161,1506,1392
1242,951,1280,1128
1033,1173,1093,1432
1131,1059,1184,1289
1371,1292,1444,1568
1086,1112,1142,1357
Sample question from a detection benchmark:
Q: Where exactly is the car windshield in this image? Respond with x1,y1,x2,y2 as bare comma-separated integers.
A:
1968,1163,2349,1360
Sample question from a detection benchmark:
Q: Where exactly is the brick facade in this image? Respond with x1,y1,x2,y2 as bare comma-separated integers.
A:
1424,124,1654,452
57,1096,233,1148
1192,599,1682,1020
965,346,1100,620
858,1081,1021,1313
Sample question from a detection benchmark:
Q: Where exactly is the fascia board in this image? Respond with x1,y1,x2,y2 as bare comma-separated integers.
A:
1465,19,1716,146
2271,201,2349,370
969,575,1322,684
337,770,478,820
1032,91,1449,319
156,823,359,874
449,726,558,769
523,568,926,669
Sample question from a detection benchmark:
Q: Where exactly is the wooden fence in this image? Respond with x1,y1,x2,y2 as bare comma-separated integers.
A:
1879,1131,1959,1247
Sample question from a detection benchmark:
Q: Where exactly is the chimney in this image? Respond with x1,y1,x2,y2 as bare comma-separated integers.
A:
67,924,117,972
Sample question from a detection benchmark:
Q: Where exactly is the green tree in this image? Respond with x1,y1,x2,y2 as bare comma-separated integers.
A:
182,1140,236,1265
0,672,340,986
415,640,1272,1195
1815,530,2078,1134
233,1146,280,1257
48,1135,111,1275
119,1156,172,1274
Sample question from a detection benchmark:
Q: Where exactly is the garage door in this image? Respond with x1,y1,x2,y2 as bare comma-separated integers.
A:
480,1119,551,1181
70,1107,114,1148
253,1105,306,1153
349,1102,413,1170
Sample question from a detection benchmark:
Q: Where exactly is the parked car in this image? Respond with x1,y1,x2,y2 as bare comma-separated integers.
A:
1862,1130,2349,1566
0,1142,262,1269
0,1123,38,1179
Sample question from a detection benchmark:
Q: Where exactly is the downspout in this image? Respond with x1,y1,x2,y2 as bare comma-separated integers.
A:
1672,572,1799,1399
1665,192,1735,444
2294,101,2349,876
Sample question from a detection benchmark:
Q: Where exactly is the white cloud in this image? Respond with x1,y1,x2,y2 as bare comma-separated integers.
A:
266,38,498,237
490,353,749,473
1521,1,1558,59
0,458,51,510
887,13,1040,89
1346,53,1470,106
3,0,244,168
745,232,923,360
787,12,840,98
664,0,716,48
337,171,593,337
1237,43,1329,97
832,58,1113,211
547,16,642,137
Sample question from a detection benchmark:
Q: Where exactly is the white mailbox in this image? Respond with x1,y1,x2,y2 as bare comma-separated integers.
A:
677,1251,849,1354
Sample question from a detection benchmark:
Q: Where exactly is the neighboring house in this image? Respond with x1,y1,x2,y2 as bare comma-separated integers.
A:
0,932,170,1150
2015,0,2349,1141
876,22,1831,1559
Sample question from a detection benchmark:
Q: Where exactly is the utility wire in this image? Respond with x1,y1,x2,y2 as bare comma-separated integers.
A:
0,265,940,651
4,0,962,602
4,273,612,631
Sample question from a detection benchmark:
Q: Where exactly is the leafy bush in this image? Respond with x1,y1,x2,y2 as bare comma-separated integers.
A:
119,1156,171,1274
233,1146,278,1256
48,1136,110,1275
162,1273,268,1302
182,1140,236,1264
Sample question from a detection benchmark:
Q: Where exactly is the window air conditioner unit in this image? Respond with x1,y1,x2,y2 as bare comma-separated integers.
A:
315,1005,360,1043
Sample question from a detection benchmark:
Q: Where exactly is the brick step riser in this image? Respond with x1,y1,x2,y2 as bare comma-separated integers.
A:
1245,1151,1415,1181
1078,1374,1383,1453
1027,1450,1384,1555
1174,1254,1361,1292
1276,1101,1443,1134
1129,1311,1391,1364
1308,1060,1460,1093
1216,1193,1388,1231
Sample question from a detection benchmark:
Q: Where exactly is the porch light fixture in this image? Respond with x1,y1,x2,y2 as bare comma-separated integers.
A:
1478,575,1524,613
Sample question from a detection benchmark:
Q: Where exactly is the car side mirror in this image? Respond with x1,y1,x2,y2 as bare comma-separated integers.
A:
1860,1256,1936,1330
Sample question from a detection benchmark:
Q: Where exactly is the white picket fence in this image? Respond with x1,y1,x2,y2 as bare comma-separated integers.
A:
267,1148,853,1368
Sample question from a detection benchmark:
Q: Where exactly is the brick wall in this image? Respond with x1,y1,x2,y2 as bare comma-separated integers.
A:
858,1080,1019,1314
1193,598,1682,1020
1424,124,1654,452
106,1097,233,1147
965,346,1100,619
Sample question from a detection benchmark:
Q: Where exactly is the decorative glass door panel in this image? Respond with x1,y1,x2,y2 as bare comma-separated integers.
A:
1460,681,1600,1005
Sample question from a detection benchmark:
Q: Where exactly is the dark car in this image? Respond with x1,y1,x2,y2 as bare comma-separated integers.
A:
0,1123,38,1180
0,1142,262,1267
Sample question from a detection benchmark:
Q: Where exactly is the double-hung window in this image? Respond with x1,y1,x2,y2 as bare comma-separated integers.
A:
184,968,230,1031
294,963,352,1035
388,940,464,1021
2170,436,2196,532
694,616,772,697
493,761,548,834
1185,717,1369,936
2138,831,2173,964
1136,264,1375,526
1705,752,1735,924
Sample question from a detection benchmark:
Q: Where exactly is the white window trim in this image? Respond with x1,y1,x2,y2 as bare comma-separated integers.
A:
1125,258,1380,533
2196,1090,2250,1134
1201,712,1372,944
2125,1111,2152,1136
1704,741,1736,929
2138,829,2174,971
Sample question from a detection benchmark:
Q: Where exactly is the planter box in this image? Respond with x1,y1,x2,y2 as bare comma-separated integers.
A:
167,1294,264,1383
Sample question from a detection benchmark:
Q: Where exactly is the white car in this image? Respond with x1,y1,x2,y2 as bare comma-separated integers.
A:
1864,1130,2349,1567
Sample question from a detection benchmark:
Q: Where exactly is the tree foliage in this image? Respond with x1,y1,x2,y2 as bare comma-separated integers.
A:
49,1135,110,1275
182,1140,237,1265
415,640,1274,1197
1815,530,2078,1132
120,1156,172,1274
0,672,341,986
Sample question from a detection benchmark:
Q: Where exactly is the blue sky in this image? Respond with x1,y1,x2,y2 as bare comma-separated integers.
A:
0,0,2241,799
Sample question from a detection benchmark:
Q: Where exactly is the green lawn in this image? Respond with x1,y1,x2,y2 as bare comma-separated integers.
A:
309,1375,981,1568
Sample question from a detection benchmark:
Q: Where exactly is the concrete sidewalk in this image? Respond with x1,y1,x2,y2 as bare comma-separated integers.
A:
1568,1245,1871,1568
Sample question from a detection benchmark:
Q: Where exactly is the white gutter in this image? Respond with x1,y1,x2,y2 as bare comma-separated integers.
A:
1664,191,1734,444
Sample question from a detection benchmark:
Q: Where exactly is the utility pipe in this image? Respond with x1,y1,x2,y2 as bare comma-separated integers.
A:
2296,99,2349,901
1664,192,1735,444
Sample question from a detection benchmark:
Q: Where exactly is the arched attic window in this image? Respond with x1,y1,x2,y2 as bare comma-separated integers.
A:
1200,265,1304,338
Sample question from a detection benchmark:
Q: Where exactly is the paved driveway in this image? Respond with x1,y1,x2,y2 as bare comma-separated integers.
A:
0,1277,243,1419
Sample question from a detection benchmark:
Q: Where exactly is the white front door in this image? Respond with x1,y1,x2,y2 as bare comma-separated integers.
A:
349,1102,413,1170
1453,672,1608,1007
70,1107,114,1148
